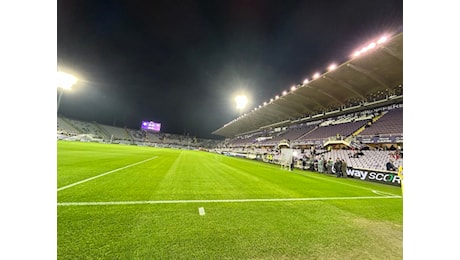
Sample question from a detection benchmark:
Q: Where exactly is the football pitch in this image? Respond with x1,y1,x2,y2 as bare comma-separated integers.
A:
57,141,403,259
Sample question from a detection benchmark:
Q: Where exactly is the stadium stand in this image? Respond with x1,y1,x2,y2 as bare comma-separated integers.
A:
65,118,108,140
98,123,132,144
211,32,403,174
57,116,80,135
359,107,403,137
298,120,369,141
57,115,220,149
268,126,313,143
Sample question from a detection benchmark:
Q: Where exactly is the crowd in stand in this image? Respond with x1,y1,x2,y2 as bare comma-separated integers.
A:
298,153,348,177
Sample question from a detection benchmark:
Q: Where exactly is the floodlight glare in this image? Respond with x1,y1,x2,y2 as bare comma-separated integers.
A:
57,71,79,113
303,79,309,84
57,71,78,90
291,85,296,91
328,64,337,71
377,36,387,44
313,72,320,79
235,95,248,110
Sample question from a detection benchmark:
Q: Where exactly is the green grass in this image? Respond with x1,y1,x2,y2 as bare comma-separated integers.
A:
57,141,403,259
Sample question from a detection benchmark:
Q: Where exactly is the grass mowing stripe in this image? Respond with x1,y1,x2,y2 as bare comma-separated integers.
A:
214,154,401,198
293,170,402,196
57,156,158,192
57,195,401,206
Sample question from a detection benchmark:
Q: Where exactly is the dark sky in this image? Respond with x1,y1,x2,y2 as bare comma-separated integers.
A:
57,0,403,139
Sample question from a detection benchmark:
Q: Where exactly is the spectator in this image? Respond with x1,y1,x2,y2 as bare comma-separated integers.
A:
318,156,324,173
309,157,315,171
341,159,347,178
323,159,327,174
302,154,307,170
327,158,334,174
334,158,342,178
386,159,397,171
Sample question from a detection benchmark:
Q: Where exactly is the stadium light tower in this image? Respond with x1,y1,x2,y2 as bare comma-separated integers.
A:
57,71,78,113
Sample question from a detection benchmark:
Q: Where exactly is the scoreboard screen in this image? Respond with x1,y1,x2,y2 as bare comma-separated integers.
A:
141,121,161,132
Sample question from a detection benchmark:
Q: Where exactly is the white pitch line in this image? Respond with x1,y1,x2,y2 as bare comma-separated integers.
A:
57,195,401,206
57,156,158,192
372,190,395,196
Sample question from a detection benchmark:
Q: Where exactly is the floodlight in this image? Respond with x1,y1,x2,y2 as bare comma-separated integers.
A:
377,36,388,44
282,90,287,96
291,85,296,91
57,71,78,113
328,64,337,71
303,79,309,84
235,95,248,110
313,72,320,79
57,71,78,90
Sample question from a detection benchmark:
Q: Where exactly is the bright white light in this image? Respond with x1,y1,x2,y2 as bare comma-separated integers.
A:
377,36,388,44
275,95,279,100
303,79,309,84
328,64,337,71
263,102,267,106
57,71,78,90
352,34,390,59
291,85,296,91
282,90,287,95
235,95,248,110
313,72,320,79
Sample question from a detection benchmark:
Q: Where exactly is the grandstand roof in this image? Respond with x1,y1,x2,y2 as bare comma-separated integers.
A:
212,32,403,138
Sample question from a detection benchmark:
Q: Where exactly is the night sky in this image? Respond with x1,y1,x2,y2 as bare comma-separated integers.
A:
57,0,403,139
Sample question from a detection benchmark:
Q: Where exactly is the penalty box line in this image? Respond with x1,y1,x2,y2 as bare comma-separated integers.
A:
57,156,158,192
57,195,402,206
